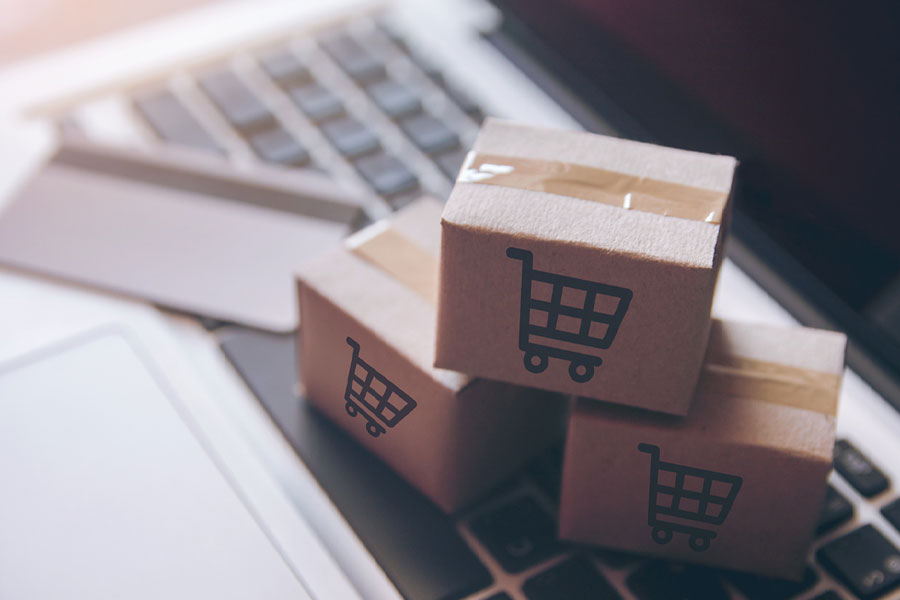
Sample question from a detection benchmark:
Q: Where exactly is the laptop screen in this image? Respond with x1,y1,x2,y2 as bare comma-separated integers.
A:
494,0,900,383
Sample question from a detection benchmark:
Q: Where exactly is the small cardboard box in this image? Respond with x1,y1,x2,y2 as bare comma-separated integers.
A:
296,198,567,512
434,119,737,414
558,319,846,579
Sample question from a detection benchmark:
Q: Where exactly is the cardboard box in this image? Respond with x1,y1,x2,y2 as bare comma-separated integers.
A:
434,119,737,414
558,319,846,579
296,198,567,512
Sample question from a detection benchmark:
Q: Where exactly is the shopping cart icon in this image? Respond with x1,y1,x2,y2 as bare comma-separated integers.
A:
638,443,742,552
343,337,417,438
506,247,633,383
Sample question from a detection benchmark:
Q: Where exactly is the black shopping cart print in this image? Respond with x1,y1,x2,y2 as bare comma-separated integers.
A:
506,247,633,383
344,337,417,438
638,443,742,552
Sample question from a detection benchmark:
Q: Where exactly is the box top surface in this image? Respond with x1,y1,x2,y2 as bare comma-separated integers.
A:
443,119,738,268
705,319,846,375
297,198,470,392
573,319,846,459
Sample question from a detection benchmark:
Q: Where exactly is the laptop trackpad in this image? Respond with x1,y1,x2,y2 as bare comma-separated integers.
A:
0,332,313,599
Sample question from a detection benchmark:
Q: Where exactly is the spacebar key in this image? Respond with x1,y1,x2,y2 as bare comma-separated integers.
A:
219,328,493,600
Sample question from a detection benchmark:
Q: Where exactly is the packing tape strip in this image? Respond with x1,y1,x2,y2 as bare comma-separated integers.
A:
699,355,841,415
346,220,439,305
457,151,728,224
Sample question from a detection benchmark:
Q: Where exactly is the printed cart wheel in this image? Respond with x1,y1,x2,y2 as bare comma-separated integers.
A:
524,351,549,374
366,422,382,438
689,534,711,552
345,401,358,417
651,527,673,545
568,360,595,383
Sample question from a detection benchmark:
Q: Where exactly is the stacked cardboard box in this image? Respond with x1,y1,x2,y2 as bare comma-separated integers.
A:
296,198,567,512
296,119,846,580
435,119,737,415
559,318,844,578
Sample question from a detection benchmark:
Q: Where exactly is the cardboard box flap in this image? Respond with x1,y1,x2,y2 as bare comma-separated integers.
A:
702,319,846,415
443,119,737,268
459,152,728,224
298,198,469,392
348,221,438,305
706,319,846,374
382,198,443,255
469,119,736,192
575,318,845,459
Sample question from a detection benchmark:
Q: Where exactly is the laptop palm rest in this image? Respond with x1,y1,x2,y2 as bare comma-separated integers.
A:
0,331,314,599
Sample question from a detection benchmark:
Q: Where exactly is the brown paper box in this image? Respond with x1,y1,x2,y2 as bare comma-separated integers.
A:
434,119,737,414
296,198,567,512
558,319,846,579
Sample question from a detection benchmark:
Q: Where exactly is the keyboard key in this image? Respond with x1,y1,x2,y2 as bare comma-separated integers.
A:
408,50,444,84
248,127,310,166
259,51,311,87
727,565,818,600
882,497,900,532
469,496,562,573
435,147,469,180
198,316,229,331
527,445,563,503
400,114,459,155
626,561,728,600
198,70,274,133
319,34,386,83
288,83,344,122
817,484,854,535
593,549,639,569
834,439,890,497
219,328,493,600
354,152,418,197
523,556,621,600
133,90,222,153
367,79,422,118
810,592,842,600
376,20,409,52
445,84,484,121
817,524,900,599
321,117,380,158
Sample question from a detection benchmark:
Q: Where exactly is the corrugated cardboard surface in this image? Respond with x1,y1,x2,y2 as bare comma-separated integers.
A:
296,198,566,512
435,120,736,414
558,319,846,579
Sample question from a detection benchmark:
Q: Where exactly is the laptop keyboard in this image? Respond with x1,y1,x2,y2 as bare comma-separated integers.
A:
818,525,900,599
469,496,564,574
64,10,900,600
129,18,481,212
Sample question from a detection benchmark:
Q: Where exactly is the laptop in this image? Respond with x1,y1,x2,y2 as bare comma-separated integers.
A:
1,1,899,599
